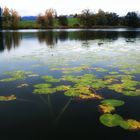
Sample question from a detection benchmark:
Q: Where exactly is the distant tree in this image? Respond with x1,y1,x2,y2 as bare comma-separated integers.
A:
36,14,46,28
3,7,11,28
2,7,20,29
95,9,107,25
125,12,139,27
106,12,119,26
58,16,68,26
37,8,57,28
78,9,94,27
10,9,20,29
45,8,57,26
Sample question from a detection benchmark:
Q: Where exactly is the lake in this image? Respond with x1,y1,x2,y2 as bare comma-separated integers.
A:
0,29,140,139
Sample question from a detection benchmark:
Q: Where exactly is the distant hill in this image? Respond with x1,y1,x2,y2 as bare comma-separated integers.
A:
21,16,37,21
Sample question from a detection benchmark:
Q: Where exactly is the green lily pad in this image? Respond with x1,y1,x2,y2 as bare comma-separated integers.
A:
94,67,108,72
0,71,38,82
123,90,140,96
100,114,123,127
101,99,125,107
41,76,60,83
55,85,71,91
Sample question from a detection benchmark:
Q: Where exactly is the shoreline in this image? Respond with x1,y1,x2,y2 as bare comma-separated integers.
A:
1,26,140,30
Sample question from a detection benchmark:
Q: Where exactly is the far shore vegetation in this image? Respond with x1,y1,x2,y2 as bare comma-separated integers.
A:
0,7,140,29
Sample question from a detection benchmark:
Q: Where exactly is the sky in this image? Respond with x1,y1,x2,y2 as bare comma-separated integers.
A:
0,0,140,16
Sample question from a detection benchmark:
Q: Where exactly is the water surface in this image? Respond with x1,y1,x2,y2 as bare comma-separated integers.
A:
0,29,140,139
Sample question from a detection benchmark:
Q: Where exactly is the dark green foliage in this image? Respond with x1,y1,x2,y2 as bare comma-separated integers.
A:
125,12,139,27
106,12,119,26
58,16,68,26
78,9,95,27
95,9,107,25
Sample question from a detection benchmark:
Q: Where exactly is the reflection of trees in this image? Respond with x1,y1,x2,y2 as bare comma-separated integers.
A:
0,32,4,52
37,31,58,48
58,31,68,41
37,30,140,48
0,32,21,52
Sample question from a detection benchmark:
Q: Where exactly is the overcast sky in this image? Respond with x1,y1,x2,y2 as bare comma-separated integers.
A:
1,0,140,16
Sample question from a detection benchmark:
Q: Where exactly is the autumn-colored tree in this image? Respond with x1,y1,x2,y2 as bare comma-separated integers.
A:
3,7,11,28
45,8,57,26
37,9,57,28
37,14,46,28
3,7,20,29
10,9,20,29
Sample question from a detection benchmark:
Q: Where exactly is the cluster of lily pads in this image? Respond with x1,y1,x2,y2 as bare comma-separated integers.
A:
98,99,140,130
0,71,39,82
0,67,140,131
33,74,103,100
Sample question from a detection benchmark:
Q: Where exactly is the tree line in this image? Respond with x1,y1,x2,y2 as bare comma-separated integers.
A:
0,7,140,29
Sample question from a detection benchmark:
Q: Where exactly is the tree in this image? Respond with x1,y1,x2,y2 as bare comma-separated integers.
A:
2,7,20,29
78,9,94,27
45,8,57,26
37,8,57,28
125,12,139,27
58,16,68,26
106,12,119,26
95,9,107,25
36,14,46,28
3,7,11,28
10,9,20,29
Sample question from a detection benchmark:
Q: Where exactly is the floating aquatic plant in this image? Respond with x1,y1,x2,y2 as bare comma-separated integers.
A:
0,95,16,101
51,65,92,74
100,114,123,127
94,67,108,72
55,85,71,91
98,104,115,113
100,113,140,131
41,76,60,83
0,71,38,82
101,99,125,107
99,99,124,113
109,72,119,75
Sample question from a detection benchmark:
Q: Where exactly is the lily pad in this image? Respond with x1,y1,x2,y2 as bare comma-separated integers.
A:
0,95,16,101
123,90,140,96
101,99,125,107
55,85,71,91
41,76,60,83
99,114,123,127
98,104,115,113
0,71,38,82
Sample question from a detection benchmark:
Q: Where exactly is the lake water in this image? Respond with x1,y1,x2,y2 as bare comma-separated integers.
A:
0,29,140,139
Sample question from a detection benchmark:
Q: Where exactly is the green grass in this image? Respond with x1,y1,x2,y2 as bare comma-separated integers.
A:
19,20,37,29
18,18,79,29
68,18,79,26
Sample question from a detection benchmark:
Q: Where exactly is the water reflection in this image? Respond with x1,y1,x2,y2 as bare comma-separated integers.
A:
0,32,22,52
37,31,58,47
0,32,4,52
0,30,140,52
